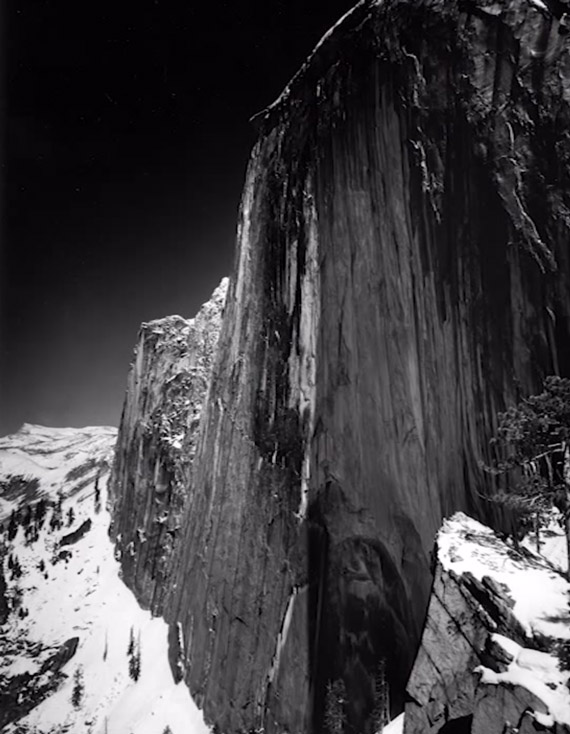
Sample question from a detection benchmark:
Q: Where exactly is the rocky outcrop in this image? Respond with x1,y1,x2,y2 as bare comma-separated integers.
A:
110,0,570,731
108,279,227,614
404,513,570,734
59,518,92,546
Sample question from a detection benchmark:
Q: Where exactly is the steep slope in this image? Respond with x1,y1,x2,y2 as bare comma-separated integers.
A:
111,0,570,732
108,278,228,614
0,424,208,734
404,513,570,734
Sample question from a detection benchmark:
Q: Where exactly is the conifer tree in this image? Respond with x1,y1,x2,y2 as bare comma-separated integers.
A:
94,475,101,513
371,658,390,732
127,625,135,657
7,511,18,541
71,665,84,708
486,375,570,573
127,627,142,681
324,678,346,734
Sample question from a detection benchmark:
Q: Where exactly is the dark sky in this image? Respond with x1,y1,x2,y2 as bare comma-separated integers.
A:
1,0,356,436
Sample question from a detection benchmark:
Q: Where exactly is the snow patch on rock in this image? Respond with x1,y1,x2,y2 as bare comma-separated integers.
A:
438,511,569,640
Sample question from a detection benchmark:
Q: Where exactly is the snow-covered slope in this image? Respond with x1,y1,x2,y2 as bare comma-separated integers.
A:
0,424,209,734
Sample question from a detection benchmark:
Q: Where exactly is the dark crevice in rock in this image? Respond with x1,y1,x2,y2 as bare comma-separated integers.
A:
307,496,330,734
440,714,474,733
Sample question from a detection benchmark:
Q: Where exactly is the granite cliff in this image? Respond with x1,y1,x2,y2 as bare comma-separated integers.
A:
109,279,227,614
110,0,570,732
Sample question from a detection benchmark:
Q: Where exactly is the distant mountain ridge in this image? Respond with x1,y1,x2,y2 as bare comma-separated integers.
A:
0,423,117,521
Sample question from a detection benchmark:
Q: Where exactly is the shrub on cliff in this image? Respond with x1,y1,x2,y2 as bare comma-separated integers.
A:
487,375,570,572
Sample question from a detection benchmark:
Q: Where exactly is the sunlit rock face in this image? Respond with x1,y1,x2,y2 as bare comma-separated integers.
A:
108,279,228,615
114,0,570,731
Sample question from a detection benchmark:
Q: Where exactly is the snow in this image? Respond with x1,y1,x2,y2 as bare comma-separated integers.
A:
438,512,569,640
268,587,299,685
0,425,210,734
2,655,42,677
476,634,570,726
534,710,555,728
440,513,570,727
294,181,319,522
382,713,404,734
528,0,549,10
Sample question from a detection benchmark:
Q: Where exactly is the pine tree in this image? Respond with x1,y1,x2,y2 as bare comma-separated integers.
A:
324,678,346,734
127,628,142,681
127,625,135,657
7,511,18,541
67,507,75,526
486,375,570,573
94,476,101,514
21,504,32,527
48,491,65,531
134,632,142,680
34,498,47,527
371,658,390,732
9,554,22,580
71,666,84,708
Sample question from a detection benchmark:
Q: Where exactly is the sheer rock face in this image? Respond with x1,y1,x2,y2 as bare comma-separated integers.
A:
108,279,228,615
404,513,570,734
114,0,570,731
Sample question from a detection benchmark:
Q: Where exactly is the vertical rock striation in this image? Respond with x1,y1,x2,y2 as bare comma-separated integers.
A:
108,279,227,614
113,0,570,732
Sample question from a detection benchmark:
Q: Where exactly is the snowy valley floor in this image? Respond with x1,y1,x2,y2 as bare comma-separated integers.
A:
0,425,209,734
